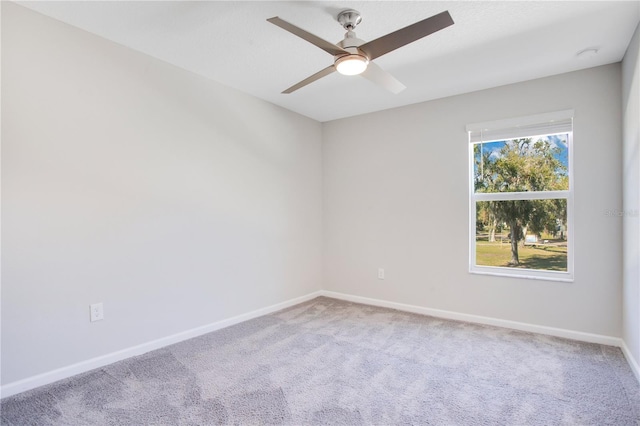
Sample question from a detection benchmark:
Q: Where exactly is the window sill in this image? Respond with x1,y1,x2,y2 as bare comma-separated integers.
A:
470,266,574,282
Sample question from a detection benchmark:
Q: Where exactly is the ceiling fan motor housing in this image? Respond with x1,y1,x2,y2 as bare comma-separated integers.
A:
338,31,365,49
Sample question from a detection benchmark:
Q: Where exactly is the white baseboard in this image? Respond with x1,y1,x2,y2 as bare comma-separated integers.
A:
2,289,635,398
320,290,623,347
1,291,323,399
620,339,640,383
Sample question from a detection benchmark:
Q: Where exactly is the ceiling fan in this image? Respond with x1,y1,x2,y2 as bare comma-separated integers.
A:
267,9,454,94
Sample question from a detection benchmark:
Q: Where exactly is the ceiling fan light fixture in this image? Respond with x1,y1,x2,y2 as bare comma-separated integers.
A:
335,54,369,75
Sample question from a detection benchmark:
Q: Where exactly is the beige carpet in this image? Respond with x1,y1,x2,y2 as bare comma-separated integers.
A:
2,296,639,425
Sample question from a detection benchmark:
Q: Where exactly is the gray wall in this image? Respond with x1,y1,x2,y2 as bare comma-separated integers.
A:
623,22,640,369
323,64,622,337
2,3,323,384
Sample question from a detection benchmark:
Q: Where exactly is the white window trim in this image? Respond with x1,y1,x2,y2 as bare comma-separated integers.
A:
468,111,574,282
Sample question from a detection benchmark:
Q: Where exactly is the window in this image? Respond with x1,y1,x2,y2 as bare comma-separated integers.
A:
467,110,573,281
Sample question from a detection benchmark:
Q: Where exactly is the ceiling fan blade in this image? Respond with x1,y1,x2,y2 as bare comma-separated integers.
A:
267,17,349,57
282,65,336,94
359,11,454,61
361,62,406,94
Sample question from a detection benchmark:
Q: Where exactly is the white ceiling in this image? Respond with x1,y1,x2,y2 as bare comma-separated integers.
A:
17,1,640,122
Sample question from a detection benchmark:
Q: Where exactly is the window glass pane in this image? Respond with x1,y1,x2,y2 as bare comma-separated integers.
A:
475,199,567,271
474,134,569,193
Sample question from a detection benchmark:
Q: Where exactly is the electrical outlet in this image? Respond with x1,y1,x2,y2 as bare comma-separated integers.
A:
90,303,104,322
378,268,385,279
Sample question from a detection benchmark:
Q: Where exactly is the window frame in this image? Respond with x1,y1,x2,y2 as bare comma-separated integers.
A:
467,110,574,282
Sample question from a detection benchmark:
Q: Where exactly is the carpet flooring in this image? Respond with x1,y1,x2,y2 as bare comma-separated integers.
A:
2,296,639,425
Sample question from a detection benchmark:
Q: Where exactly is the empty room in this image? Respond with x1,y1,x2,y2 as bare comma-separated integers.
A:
2,1,640,424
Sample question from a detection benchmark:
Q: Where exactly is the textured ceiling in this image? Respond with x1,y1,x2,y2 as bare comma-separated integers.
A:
17,1,640,122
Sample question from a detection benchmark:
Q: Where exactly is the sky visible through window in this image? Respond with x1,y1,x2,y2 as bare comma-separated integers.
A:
473,134,569,188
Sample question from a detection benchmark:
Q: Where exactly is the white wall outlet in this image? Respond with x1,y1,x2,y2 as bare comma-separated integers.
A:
378,268,385,279
90,303,104,322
